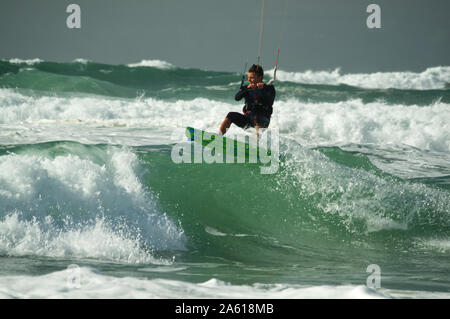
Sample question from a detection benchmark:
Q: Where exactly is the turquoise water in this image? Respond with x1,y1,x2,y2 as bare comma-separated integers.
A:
0,59,449,298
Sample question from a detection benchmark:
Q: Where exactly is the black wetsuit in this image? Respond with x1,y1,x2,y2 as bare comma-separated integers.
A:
227,83,276,129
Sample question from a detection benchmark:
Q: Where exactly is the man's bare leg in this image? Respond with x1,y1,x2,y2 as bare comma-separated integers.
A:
254,125,261,137
219,117,231,135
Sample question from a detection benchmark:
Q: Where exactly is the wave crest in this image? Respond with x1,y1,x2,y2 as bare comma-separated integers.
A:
273,66,450,90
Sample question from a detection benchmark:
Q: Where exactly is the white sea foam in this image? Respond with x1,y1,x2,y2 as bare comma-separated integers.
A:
281,140,450,234
6,58,43,65
272,66,450,90
0,213,164,264
0,267,382,298
273,98,450,153
1,89,448,153
0,147,186,260
1,267,448,299
0,89,231,145
72,58,90,64
419,238,450,253
127,59,175,69
0,89,224,127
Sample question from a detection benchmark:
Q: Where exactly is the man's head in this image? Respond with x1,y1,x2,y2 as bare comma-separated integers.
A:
248,64,264,84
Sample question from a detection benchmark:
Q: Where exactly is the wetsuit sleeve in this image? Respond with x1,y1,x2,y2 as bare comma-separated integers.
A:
262,84,276,106
235,85,248,101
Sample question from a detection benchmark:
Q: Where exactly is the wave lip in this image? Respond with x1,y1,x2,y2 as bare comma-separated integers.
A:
4,58,43,65
0,144,186,262
0,212,166,264
273,66,450,90
127,59,175,69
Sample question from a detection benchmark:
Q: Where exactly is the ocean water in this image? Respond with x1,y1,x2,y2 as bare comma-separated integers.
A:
0,58,449,299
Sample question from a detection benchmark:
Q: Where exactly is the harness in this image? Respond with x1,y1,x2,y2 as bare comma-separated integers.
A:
244,86,271,114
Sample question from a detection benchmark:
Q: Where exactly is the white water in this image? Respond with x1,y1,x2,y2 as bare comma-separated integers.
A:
0,147,186,261
127,59,175,69
4,59,450,90
1,266,449,299
273,66,450,90
1,89,449,153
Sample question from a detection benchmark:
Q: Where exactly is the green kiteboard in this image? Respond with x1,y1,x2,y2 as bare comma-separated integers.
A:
185,126,273,162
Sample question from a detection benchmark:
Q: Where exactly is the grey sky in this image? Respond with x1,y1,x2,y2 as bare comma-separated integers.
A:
1,0,449,73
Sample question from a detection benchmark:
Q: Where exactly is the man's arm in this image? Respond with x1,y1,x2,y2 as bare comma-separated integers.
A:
235,85,248,101
262,84,276,106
